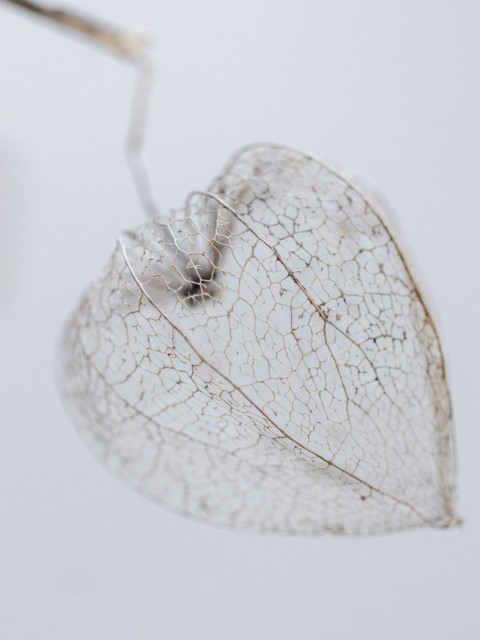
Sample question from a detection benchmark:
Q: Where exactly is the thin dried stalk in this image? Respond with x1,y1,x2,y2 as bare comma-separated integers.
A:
2,0,149,57
1,0,159,215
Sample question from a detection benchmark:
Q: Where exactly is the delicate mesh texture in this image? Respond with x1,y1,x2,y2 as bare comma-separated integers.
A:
60,144,457,535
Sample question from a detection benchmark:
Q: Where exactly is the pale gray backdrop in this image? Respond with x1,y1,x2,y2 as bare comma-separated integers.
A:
1,1,479,638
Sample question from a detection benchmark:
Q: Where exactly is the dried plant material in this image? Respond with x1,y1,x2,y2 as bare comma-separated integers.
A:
3,0,150,57
2,0,159,217
60,144,457,536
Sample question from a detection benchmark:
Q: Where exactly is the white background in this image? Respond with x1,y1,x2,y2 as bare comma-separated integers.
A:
1,1,479,638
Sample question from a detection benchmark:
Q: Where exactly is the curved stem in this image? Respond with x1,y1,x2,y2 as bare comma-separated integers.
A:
1,0,160,217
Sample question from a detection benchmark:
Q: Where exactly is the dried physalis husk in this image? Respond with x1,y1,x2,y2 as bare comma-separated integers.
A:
60,144,457,536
